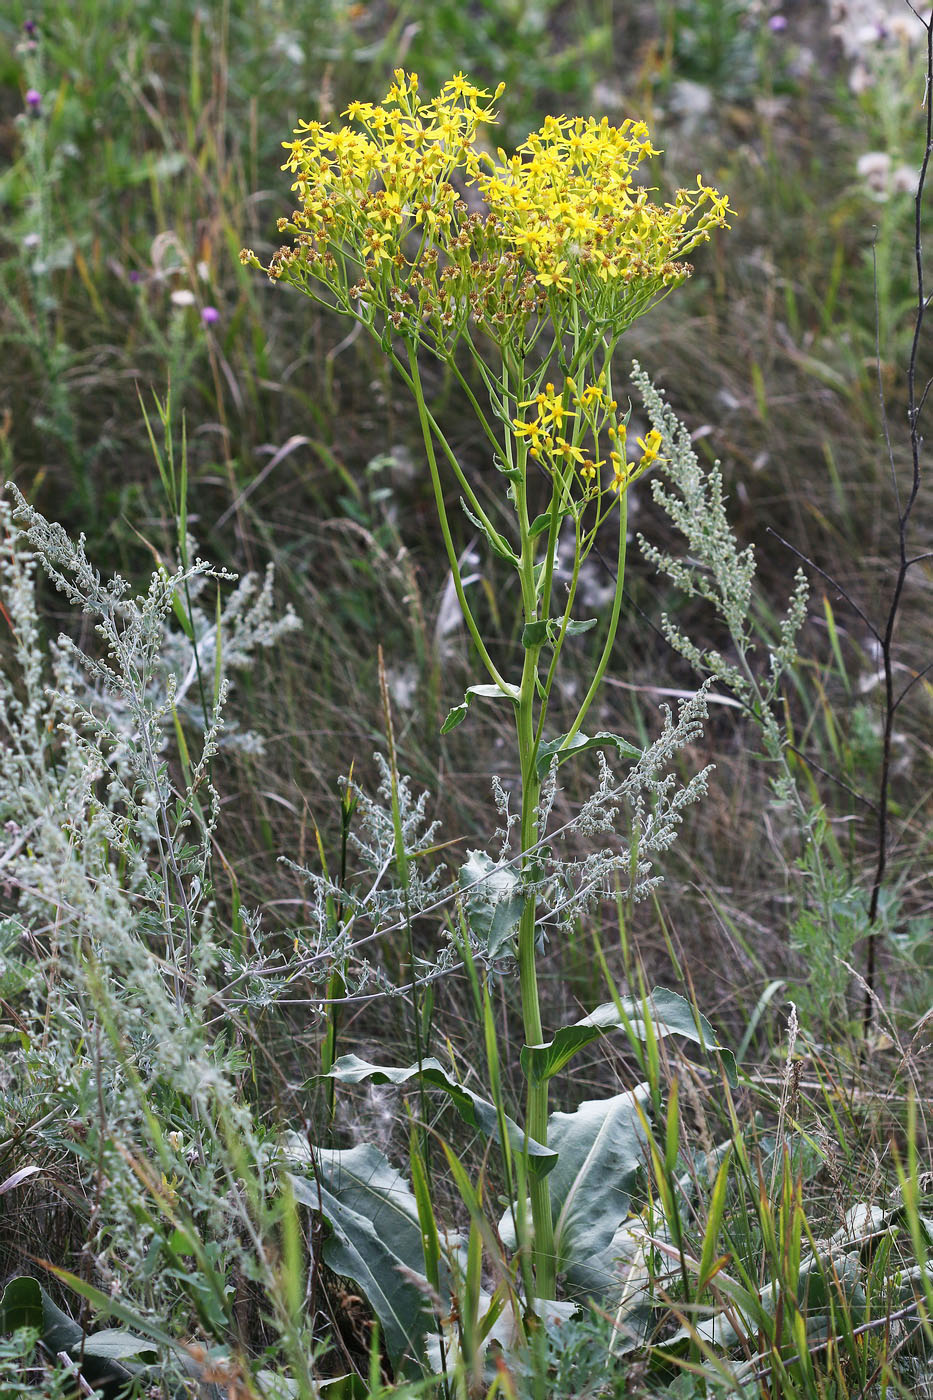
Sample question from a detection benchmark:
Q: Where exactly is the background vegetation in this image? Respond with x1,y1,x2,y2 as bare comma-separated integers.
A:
0,0,931,1396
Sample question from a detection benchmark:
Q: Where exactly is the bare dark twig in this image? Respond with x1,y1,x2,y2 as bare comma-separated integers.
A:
862,9,933,1032
773,9,932,1034
784,746,879,813
893,657,933,712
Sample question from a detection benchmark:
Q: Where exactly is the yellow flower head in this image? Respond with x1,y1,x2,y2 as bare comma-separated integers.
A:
636,429,663,464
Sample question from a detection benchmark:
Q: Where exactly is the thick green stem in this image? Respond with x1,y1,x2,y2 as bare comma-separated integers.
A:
517,729,557,1299
535,513,583,748
512,434,557,1301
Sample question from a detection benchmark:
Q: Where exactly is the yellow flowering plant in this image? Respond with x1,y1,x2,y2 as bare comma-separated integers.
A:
245,71,732,1321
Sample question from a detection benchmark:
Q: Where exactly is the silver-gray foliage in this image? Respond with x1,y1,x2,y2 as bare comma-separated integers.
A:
630,367,866,1019
632,361,809,780
0,486,312,1352
530,686,713,932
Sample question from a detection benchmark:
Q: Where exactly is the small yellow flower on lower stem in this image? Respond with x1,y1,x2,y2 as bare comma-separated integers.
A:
554,437,585,464
636,428,663,463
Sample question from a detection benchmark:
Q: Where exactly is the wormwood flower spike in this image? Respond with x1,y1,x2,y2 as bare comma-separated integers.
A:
247,71,732,351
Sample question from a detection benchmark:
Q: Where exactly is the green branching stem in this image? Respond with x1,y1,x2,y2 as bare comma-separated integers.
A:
394,344,512,561
563,487,628,748
446,339,510,451
405,343,510,693
534,510,584,749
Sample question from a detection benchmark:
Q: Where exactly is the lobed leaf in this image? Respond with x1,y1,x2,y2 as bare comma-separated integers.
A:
459,848,524,959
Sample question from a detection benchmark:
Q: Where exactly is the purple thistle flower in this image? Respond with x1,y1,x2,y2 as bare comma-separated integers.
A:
24,19,37,35
768,14,788,31
25,88,41,110
201,305,220,325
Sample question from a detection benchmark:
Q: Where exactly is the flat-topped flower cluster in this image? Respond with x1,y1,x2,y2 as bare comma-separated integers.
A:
243,70,732,350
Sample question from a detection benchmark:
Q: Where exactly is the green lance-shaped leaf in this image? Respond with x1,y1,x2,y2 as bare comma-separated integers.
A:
520,986,737,1086
319,1055,557,1176
528,509,557,539
459,497,518,563
441,681,520,734
521,617,598,648
534,729,641,779
459,849,523,960
289,1144,436,1375
80,1329,160,1363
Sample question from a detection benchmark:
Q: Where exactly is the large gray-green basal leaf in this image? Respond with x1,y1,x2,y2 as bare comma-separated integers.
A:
667,1251,867,1356
498,1087,652,1310
548,1085,651,1300
319,1054,557,1176
288,1143,437,1376
666,1204,894,1355
459,849,523,960
521,986,736,1086
0,1275,215,1399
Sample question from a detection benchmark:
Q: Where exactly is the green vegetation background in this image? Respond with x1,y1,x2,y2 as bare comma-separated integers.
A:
1,0,932,1394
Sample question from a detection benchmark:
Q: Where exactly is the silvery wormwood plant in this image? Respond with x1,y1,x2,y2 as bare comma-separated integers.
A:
1,482,300,966
0,485,329,1391
630,367,867,1024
